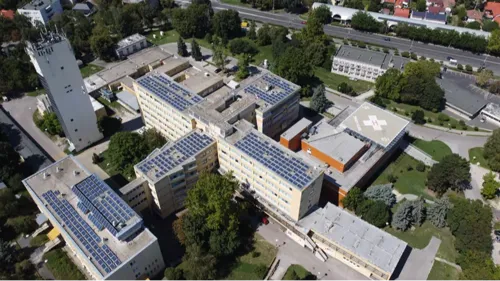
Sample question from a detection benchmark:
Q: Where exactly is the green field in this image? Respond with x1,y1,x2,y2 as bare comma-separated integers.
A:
385,100,476,131
252,45,273,66
30,235,49,247
385,221,458,263
282,264,315,280
43,249,86,280
146,30,213,49
469,147,490,169
428,261,461,280
372,152,433,200
314,67,374,94
411,139,452,162
224,234,277,280
220,0,251,7
80,64,104,78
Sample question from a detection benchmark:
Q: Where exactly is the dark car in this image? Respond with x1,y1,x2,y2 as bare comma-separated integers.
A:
301,21,307,24
447,56,454,61
384,37,390,41
495,230,500,236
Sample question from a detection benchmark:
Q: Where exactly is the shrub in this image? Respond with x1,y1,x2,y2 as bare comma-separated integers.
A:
407,165,413,171
387,174,398,183
465,64,473,72
474,126,479,131
410,52,418,60
383,48,389,53
416,162,426,172
401,51,410,58
437,113,450,122
358,42,366,48
411,110,425,124
457,64,463,70
228,38,258,55
394,49,399,56
343,39,349,45
356,200,390,227
92,153,101,164
252,251,260,258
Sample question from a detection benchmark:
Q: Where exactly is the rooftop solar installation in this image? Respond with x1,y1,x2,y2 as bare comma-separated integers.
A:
136,73,203,111
243,73,296,106
72,175,138,237
136,131,214,180
234,132,313,188
42,190,121,274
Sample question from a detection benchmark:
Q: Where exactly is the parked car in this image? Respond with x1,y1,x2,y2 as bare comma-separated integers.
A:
494,230,500,236
261,216,269,225
384,37,390,41
301,21,307,24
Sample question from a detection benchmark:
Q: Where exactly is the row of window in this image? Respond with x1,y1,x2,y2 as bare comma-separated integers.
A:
131,198,147,209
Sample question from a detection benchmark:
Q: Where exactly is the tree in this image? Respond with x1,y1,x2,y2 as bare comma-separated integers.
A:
247,20,257,40
304,42,328,67
228,38,258,55
5,216,37,235
350,12,381,32
257,23,272,46
489,80,500,94
311,5,331,24
97,116,122,137
310,84,330,113
182,244,217,280
35,112,63,136
375,68,402,101
0,239,15,273
0,190,18,220
212,44,228,71
355,199,389,227
427,196,451,228
173,216,186,245
92,153,101,164
477,69,493,88
391,199,426,231
177,37,188,57
484,129,500,172
171,4,212,38
344,0,364,9
0,142,20,179
106,132,149,179
236,54,250,80
483,20,499,32
337,82,355,96
273,47,312,87
164,267,184,280
90,26,116,61
457,250,500,280
14,259,34,280
364,184,396,207
488,29,500,56
427,154,470,196
447,197,493,254
416,0,427,11
191,39,203,61
142,128,167,152
341,187,364,211
411,110,425,124
212,9,241,41
481,172,499,200
465,21,481,30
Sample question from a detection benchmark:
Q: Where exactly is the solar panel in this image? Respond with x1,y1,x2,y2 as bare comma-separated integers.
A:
136,131,214,179
234,133,313,188
136,74,203,112
42,190,121,273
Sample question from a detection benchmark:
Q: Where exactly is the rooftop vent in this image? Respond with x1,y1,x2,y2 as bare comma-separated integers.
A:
204,72,210,77
265,84,273,91
43,172,48,179
73,170,80,176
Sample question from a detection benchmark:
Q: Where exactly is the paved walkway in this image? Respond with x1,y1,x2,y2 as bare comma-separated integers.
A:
355,89,375,101
466,164,489,201
400,140,437,166
434,257,462,271
257,220,367,280
75,140,110,180
397,237,441,280
393,190,434,204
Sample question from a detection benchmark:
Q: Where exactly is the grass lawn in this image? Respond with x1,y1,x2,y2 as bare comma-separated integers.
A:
43,249,86,280
30,235,49,247
428,260,461,280
26,89,44,97
385,221,458,263
221,0,252,7
224,233,277,280
252,45,273,66
282,264,314,280
495,221,500,230
79,64,104,78
371,151,433,200
313,67,374,94
385,100,476,131
97,150,131,189
411,138,452,162
468,147,490,169
146,30,213,49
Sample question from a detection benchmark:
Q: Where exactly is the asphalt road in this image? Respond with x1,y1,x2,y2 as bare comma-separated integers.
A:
184,0,500,74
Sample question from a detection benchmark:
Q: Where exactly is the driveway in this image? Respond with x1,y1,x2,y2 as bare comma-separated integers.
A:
396,237,441,280
466,164,489,201
257,220,367,280
2,96,66,161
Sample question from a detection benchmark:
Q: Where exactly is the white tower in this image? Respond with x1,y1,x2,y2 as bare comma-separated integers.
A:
26,32,102,152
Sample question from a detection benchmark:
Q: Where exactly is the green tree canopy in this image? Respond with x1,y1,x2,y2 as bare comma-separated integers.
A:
142,128,167,152
171,4,212,38
257,23,272,46
177,37,188,57
0,142,20,180
97,116,122,137
481,171,499,200
247,20,257,40
416,0,426,11
90,26,117,61
355,199,390,227
273,46,313,87
312,5,331,24
483,20,499,32
341,186,364,211
350,12,381,32
375,68,402,100
191,39,203,61
35,112,63,136
484,129,500,172
106,132,149,179
236,54,250,80
310,84,331,113
212,9,242,41
488,29,500,56
427,154,470,196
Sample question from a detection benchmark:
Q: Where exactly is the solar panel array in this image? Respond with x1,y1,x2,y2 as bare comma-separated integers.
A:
42,190,121,274
244,74,296,106
136,74,203,111
234,132,313,188
72,175,136,237
137,132,213,179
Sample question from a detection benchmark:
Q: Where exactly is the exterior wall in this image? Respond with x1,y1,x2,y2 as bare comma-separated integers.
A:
116,38,147,59
139,142,218,218
256,92,300,138
481,111,500,126
217,138,323,221
280,131,305,152
121,181,150,213
18,0,62,25
26,37,103,151
331,57,385,82
319,178,348,207
106,232,165,280
134,83,194,141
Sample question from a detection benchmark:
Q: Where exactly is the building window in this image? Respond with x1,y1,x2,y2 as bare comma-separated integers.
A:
79,138,82,141
70,118,74,122
60,66,64,70
75,129,78,132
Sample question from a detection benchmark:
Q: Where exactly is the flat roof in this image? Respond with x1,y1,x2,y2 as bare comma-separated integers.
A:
135,72,203,112
335,45,410,70
281,118,312,141
116,90,140,111
23,157,156,278
21,0,55,10
238,72,300,112
298,203,407,275
135,130,214,183
340,102,409,148
227,124,322,190
116,34,146,49
436,74,488,116
174,67,222,96
305,119,366,165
